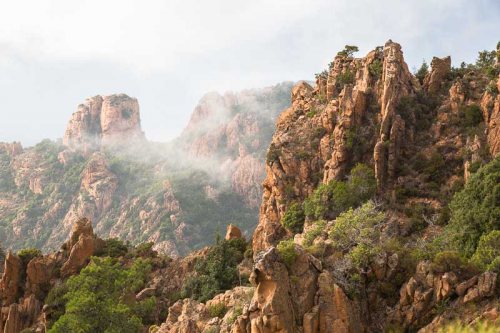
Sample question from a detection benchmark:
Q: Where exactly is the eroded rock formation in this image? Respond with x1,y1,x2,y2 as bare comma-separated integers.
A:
63,94,144,153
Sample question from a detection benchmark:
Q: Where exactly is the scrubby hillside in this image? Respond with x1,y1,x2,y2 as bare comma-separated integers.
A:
0,41,499,333
0,83,292,257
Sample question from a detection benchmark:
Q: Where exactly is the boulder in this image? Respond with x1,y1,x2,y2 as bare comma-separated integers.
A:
225,224,243,240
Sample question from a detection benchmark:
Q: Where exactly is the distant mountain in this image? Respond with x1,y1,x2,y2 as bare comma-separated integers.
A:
0,82,293,256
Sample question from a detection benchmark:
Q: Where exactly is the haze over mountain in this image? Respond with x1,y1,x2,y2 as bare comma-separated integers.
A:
0,2,500,333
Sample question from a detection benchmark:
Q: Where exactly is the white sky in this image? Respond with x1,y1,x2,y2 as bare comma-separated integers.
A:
0,0,499,145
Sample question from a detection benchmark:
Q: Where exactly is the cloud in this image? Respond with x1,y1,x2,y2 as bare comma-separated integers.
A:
0,0,499,145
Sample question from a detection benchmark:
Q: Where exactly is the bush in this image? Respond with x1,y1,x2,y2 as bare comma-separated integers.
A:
207,303,227,318
303,220,326,247
329,201,384,270
181,237,246,302
134,242,156,258
304,163,376,220
337,45,359,58
431,251,467,273
445,156,500,257
460,104,483,128
277,239,297,269
281,202,305,234
18,248,42,266
97,238,128,258
337,70,355,88
266,144,281,164
415,60,429,84
48,257,152,332
471,230,500,272
438,320,499,333
368,59,383,79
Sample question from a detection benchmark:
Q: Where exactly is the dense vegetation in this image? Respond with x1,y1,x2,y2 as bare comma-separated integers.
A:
46,257,154,332
440,156,500,264
304,163,376,221
181,237,247,302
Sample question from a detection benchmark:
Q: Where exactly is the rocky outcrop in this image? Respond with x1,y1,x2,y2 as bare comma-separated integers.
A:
0,219,105,332
423,56,451,94
253,40,417,254
390,261,498,330
63,95,103,154
60,217,102,277
373,41,416,189
80,152,118,215
180,83,293,208
26,255,58,297
0,142,23,157
481,73,500,157
0,253,21,306
225,224,243,240
63,94,144,153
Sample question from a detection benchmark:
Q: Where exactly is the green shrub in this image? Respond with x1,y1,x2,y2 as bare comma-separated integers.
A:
281,202,305,234
431,251,467,273
303,220,326,247
134,242,156,258
307,107,318,118
415,60,429,84
445,156,500,257
48,257,152,332
97,238,128,258
181,237,246,302
304,163,376,220
460,104,483,128
471,230,500,272
337,70,355,88
276,239,297,269
329,201,384,271
266,144,281,164
438,320,499,333
337,45,359,58
227,305,243,324
207,303,227,318
368,59,383,79
18,248,42,266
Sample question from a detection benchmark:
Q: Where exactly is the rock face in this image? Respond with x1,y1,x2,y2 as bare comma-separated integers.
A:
244,40,499,332
63,94,144,153
389,263,498,331
423,56,451,94
180,83,293,207
0,253,21,306
0,219,105,332
481,73,500,156
61,217,102,277
225,224,243,240
253,41,419,254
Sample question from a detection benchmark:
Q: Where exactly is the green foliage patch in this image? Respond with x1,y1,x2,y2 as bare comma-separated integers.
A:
181,237,247,302
47,257,153,333
304,163,376,220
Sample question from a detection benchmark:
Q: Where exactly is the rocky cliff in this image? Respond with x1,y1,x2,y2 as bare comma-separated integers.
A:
0,85,292,257
1,41,499,333
63,94,145,154
179,83,293,207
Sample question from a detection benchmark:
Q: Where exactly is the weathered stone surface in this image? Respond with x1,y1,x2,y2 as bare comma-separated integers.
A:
63,94,144,153
26,255,57,296
481,74,500,157
0,252,21,306
60,218,99,277
423,56,451,94
225,224,243,240
317,272,363,333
